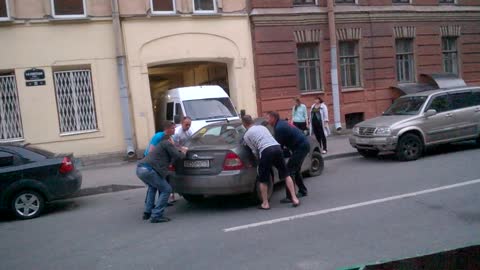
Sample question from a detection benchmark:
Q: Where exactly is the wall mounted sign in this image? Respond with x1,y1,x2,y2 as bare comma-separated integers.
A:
26,81,46,87
25,68,46,87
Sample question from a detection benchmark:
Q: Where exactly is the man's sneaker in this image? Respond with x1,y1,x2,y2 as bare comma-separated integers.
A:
142,212,151,220
150,216,171,223
280,198,292,204
321,150,327,154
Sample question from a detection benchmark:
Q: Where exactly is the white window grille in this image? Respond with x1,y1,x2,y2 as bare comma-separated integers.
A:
54,70,98,134
151,0,176,14
396,39,415,83
193,0,217,13
339,41,361,88
0,0,10,21
0,75,24,141
442,37,459,75
297,44,322,92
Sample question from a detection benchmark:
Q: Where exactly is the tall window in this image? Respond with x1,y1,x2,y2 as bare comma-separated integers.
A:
54,70,98,134
0,0,9,20
293,0,316,4
442,37,459,75
339,41,361,88
151,0,175,14
193,0,216,13
392,0,410,3
297,44,322,92
51,0,86,18
396,39,415,83
0,73,24,141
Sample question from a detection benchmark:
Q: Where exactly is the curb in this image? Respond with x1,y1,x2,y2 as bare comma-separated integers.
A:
323,151,359,161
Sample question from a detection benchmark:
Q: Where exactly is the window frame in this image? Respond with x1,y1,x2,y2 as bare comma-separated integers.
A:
296,43,323,93
0,0,10,21
425,94,451,113
441,37,459,76
339,40,361,89
192,0,217,14
150,0,176,15
0,73,24,142
439,0,456,4
293,0,318,5
449,91,472,110
50,0,87,19
335,0,357,4
396,38,416,83
392,0,411,4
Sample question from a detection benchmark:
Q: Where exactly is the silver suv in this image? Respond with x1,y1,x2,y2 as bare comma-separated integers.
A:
350,87,480,161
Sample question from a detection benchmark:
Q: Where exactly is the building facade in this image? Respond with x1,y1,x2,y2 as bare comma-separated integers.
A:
250,0,480,129
0,0,256,158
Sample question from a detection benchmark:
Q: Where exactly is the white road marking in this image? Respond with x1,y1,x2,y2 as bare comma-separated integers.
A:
223,178,480,232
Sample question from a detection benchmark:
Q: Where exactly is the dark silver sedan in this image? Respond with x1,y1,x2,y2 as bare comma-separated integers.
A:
170,120,324,203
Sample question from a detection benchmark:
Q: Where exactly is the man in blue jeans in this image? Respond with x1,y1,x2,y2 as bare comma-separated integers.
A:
142,129,165,220
137,121,187,223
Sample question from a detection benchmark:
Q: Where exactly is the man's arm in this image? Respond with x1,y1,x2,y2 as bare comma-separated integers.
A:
163,140,186,161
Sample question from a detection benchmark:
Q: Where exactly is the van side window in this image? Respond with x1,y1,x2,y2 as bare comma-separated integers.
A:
166,102,174,120
472,90,480,106
428,95,450,113
450,91,472,110
175,103,184,118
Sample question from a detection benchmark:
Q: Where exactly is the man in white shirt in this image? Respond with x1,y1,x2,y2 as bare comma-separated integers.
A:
174,116,193,147
242,115,300,210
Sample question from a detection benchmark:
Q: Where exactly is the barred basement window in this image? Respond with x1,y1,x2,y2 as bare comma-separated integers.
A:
193,0,216,13
0,74,24,141
51,0,86,18
339,41,361,88
54,70,98,134
151,0,175,14
392,0,410,3
442,37,459,75
396,39,415,83
0,0,10,20
293,0,316,5
297,44,322,92
439,0,454,3
335,0,355,3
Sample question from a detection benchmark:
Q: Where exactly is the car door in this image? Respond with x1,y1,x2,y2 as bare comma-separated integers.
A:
421,93,458,144
449,90,477,139
0,151,25,206
471,89,480,137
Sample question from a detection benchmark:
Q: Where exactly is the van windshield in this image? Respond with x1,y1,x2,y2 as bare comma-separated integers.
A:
383,96,428,116
183,98,237,121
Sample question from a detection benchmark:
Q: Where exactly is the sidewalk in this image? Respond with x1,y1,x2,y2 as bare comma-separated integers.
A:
78,134,358,191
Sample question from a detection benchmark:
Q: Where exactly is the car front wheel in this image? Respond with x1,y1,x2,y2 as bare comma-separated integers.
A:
11,190,45,220
307,152,324,177
396,133,424,161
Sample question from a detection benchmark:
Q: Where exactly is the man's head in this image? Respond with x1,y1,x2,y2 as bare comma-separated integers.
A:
241,115,254,129
265,111,279,127
181,116,192,131
162,121,176,136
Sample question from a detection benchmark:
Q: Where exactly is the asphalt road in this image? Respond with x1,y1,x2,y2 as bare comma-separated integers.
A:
1,143,480,270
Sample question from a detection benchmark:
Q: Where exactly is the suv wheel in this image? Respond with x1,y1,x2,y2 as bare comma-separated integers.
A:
396,133,424,161
357,149,379,158
11,190,45,220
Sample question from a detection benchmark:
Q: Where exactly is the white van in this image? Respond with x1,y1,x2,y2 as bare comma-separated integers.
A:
158,85,240,134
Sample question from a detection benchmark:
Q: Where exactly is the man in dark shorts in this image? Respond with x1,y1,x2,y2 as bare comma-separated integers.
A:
242,115,300,209
266,111,310,203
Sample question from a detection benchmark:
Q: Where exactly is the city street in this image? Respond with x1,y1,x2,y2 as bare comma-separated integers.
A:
1,144,479,270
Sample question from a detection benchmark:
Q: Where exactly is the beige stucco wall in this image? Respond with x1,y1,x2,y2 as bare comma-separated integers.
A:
0,21,126,156
122,16,257,150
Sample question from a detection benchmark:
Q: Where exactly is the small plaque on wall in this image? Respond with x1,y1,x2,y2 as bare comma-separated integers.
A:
26,80,46,87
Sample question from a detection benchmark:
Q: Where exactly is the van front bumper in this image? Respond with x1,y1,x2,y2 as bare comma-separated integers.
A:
349,135,398,152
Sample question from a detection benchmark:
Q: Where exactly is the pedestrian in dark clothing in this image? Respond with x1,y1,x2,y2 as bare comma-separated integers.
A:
309,96,330,154
136,121,187,223
266,111,310,203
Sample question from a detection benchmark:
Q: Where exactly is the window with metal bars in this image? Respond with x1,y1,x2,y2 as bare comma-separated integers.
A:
392,0,410,3
53,70,98,134
297,44,322,92
0,74,24,141
0,0,9,19
396,39,415,83
442,37,459,75
293,0,316,5
339,41,361,88
439,0,455,3
151,0,175,13
193,0,216,13
51,0,86,17
335,0,355,3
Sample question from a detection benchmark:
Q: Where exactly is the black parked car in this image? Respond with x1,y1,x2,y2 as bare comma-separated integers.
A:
0,144,82,219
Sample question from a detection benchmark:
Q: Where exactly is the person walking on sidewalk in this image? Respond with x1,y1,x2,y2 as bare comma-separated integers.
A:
291,97,309,135
266,111,310,203
136,121,188,223
309,96,330,154
242,115,300,210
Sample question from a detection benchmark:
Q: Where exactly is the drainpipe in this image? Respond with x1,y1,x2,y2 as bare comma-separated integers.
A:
327,0,342,131
112,0,136,158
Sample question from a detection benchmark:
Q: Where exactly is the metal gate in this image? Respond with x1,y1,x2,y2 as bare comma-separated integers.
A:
0,75,24,141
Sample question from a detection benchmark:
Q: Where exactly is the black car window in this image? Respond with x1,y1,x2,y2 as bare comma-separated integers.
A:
2,146,47,161
449,91,472,110
427,94,451,113
472,89,480,106
0,151,25,168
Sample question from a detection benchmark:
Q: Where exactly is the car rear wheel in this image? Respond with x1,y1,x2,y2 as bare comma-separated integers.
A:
396,133,424,161
307,152,324,177
11,190,45,220
181,194,205,203
252,175,274,205
358,149,379,159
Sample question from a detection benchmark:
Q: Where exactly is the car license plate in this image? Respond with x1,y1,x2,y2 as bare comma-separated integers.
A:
184,160,210,168
356,137,370,144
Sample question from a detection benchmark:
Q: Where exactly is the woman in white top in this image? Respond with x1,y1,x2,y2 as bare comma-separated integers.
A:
291,97,308,134
309,96,330,154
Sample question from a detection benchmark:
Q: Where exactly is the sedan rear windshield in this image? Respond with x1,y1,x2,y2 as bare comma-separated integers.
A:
183,98,237,121
189,124,246,145
383,96,428,116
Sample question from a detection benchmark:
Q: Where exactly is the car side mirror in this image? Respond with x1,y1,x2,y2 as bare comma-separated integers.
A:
173,115,181,124
424,109,437,117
